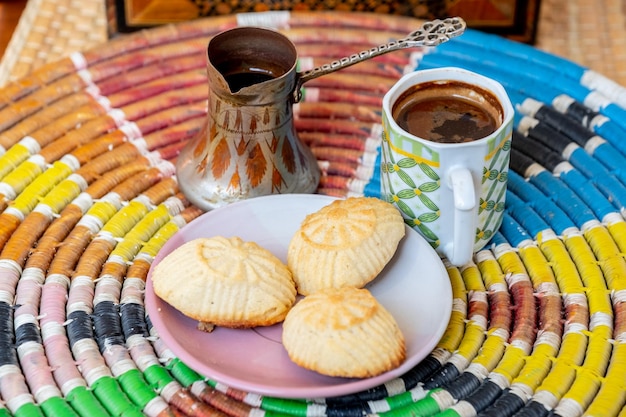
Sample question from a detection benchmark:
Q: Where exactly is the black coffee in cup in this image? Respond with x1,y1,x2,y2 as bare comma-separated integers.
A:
392,80,503,143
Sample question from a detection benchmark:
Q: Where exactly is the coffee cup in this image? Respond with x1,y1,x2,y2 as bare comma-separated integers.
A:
380,67,514,266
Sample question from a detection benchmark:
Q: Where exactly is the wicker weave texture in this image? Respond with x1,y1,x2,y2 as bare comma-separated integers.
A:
535,0,626,86
0,0,107,86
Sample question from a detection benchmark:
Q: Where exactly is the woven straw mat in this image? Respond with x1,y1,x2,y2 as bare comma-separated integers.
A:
0,2,625,417
0,0,107,86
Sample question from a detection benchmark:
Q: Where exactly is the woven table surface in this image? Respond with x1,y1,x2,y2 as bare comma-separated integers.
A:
2,0,626,87
0,7,625,417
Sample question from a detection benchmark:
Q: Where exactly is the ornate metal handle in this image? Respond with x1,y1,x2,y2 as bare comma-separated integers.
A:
294,17,466,102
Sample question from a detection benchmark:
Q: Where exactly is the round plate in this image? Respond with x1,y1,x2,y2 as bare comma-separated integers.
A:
145,194,452,399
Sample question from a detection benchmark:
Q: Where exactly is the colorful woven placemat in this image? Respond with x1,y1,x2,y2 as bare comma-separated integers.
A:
0,10,625,417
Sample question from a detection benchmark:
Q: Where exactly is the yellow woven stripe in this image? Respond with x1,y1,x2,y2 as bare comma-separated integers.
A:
584,225,626,291
437,311,465,352
40,177,84,213
512,343,558,390
139,221,182,259
448,264,469,298
436,265,467,352
540,236,585,293
562,372,602,412
85,199,120,225
561,328,613,410
460,262,486,292
584,342,626,416
497,248,528,277
1,158,45,198
518,243,558,288
536,333,586,399
584,326,613,372
563,233,613,319
436,311,466,353
0,142,34,180
477,250,507,289
606,220,626,253
490,346,527,385
101,200,150,238
12,159,75,215
110,204,173,262
598,254,626,292
453,322,486,365
472,329,507,371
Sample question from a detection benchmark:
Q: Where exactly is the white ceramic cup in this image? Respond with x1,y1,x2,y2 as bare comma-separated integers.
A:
380,67,514,266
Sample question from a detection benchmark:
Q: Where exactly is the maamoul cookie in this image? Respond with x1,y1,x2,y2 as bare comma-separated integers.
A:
282,287,406,378
151,236,296,332
287,197,405,295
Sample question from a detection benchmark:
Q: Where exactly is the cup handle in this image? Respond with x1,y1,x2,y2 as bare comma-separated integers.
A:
447,167,476,266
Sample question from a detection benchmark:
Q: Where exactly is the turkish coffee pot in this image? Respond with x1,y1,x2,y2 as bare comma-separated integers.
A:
176,17,466,211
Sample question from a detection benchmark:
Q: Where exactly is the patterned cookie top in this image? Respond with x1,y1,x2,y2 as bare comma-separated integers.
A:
152,236,296,329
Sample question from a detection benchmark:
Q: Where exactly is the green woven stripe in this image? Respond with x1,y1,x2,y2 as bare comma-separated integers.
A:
92,376,142,416
379,393,442,417
143,365,176,392
40,397,79,417
118,369,158,409
384,390,426,411
13,403,43,417
167,358,203,387
66,386,111,417
260,397,309,416
433,408,462,417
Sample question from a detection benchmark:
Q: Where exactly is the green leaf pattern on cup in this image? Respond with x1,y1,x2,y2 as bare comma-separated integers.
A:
380,117,511,252
381,129,442,249
476,138,510,244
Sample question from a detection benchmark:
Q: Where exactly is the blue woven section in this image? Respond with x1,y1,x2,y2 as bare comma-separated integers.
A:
364,147,382,198
450,29,586,81
558,169,616,220
567,148,626,211
504,192,550,242
500,171,576,234
364,28,626,246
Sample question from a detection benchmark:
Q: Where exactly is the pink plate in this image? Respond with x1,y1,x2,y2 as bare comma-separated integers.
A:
145,194,452,399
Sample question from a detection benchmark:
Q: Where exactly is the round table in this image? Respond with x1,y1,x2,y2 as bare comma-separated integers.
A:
0,10,624,417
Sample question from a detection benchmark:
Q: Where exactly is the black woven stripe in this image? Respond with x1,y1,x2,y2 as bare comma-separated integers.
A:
401,355,445,388
326,403,372,417
326,384,388,405
514,400,550,417
0,302,14,343
478,390,525,417
15,322,42,345
444,371,481,400
525,122,573,155
0,342,18,366
464,380,503,413
0,302,17,366
325,354,444,406
422,362,460,390
93,301,125,352
67,310,94,347
533,105,594,146
512,133,564,172
510,147,536,175
120,302,148,338
562,100,600,127
145,314,153,332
